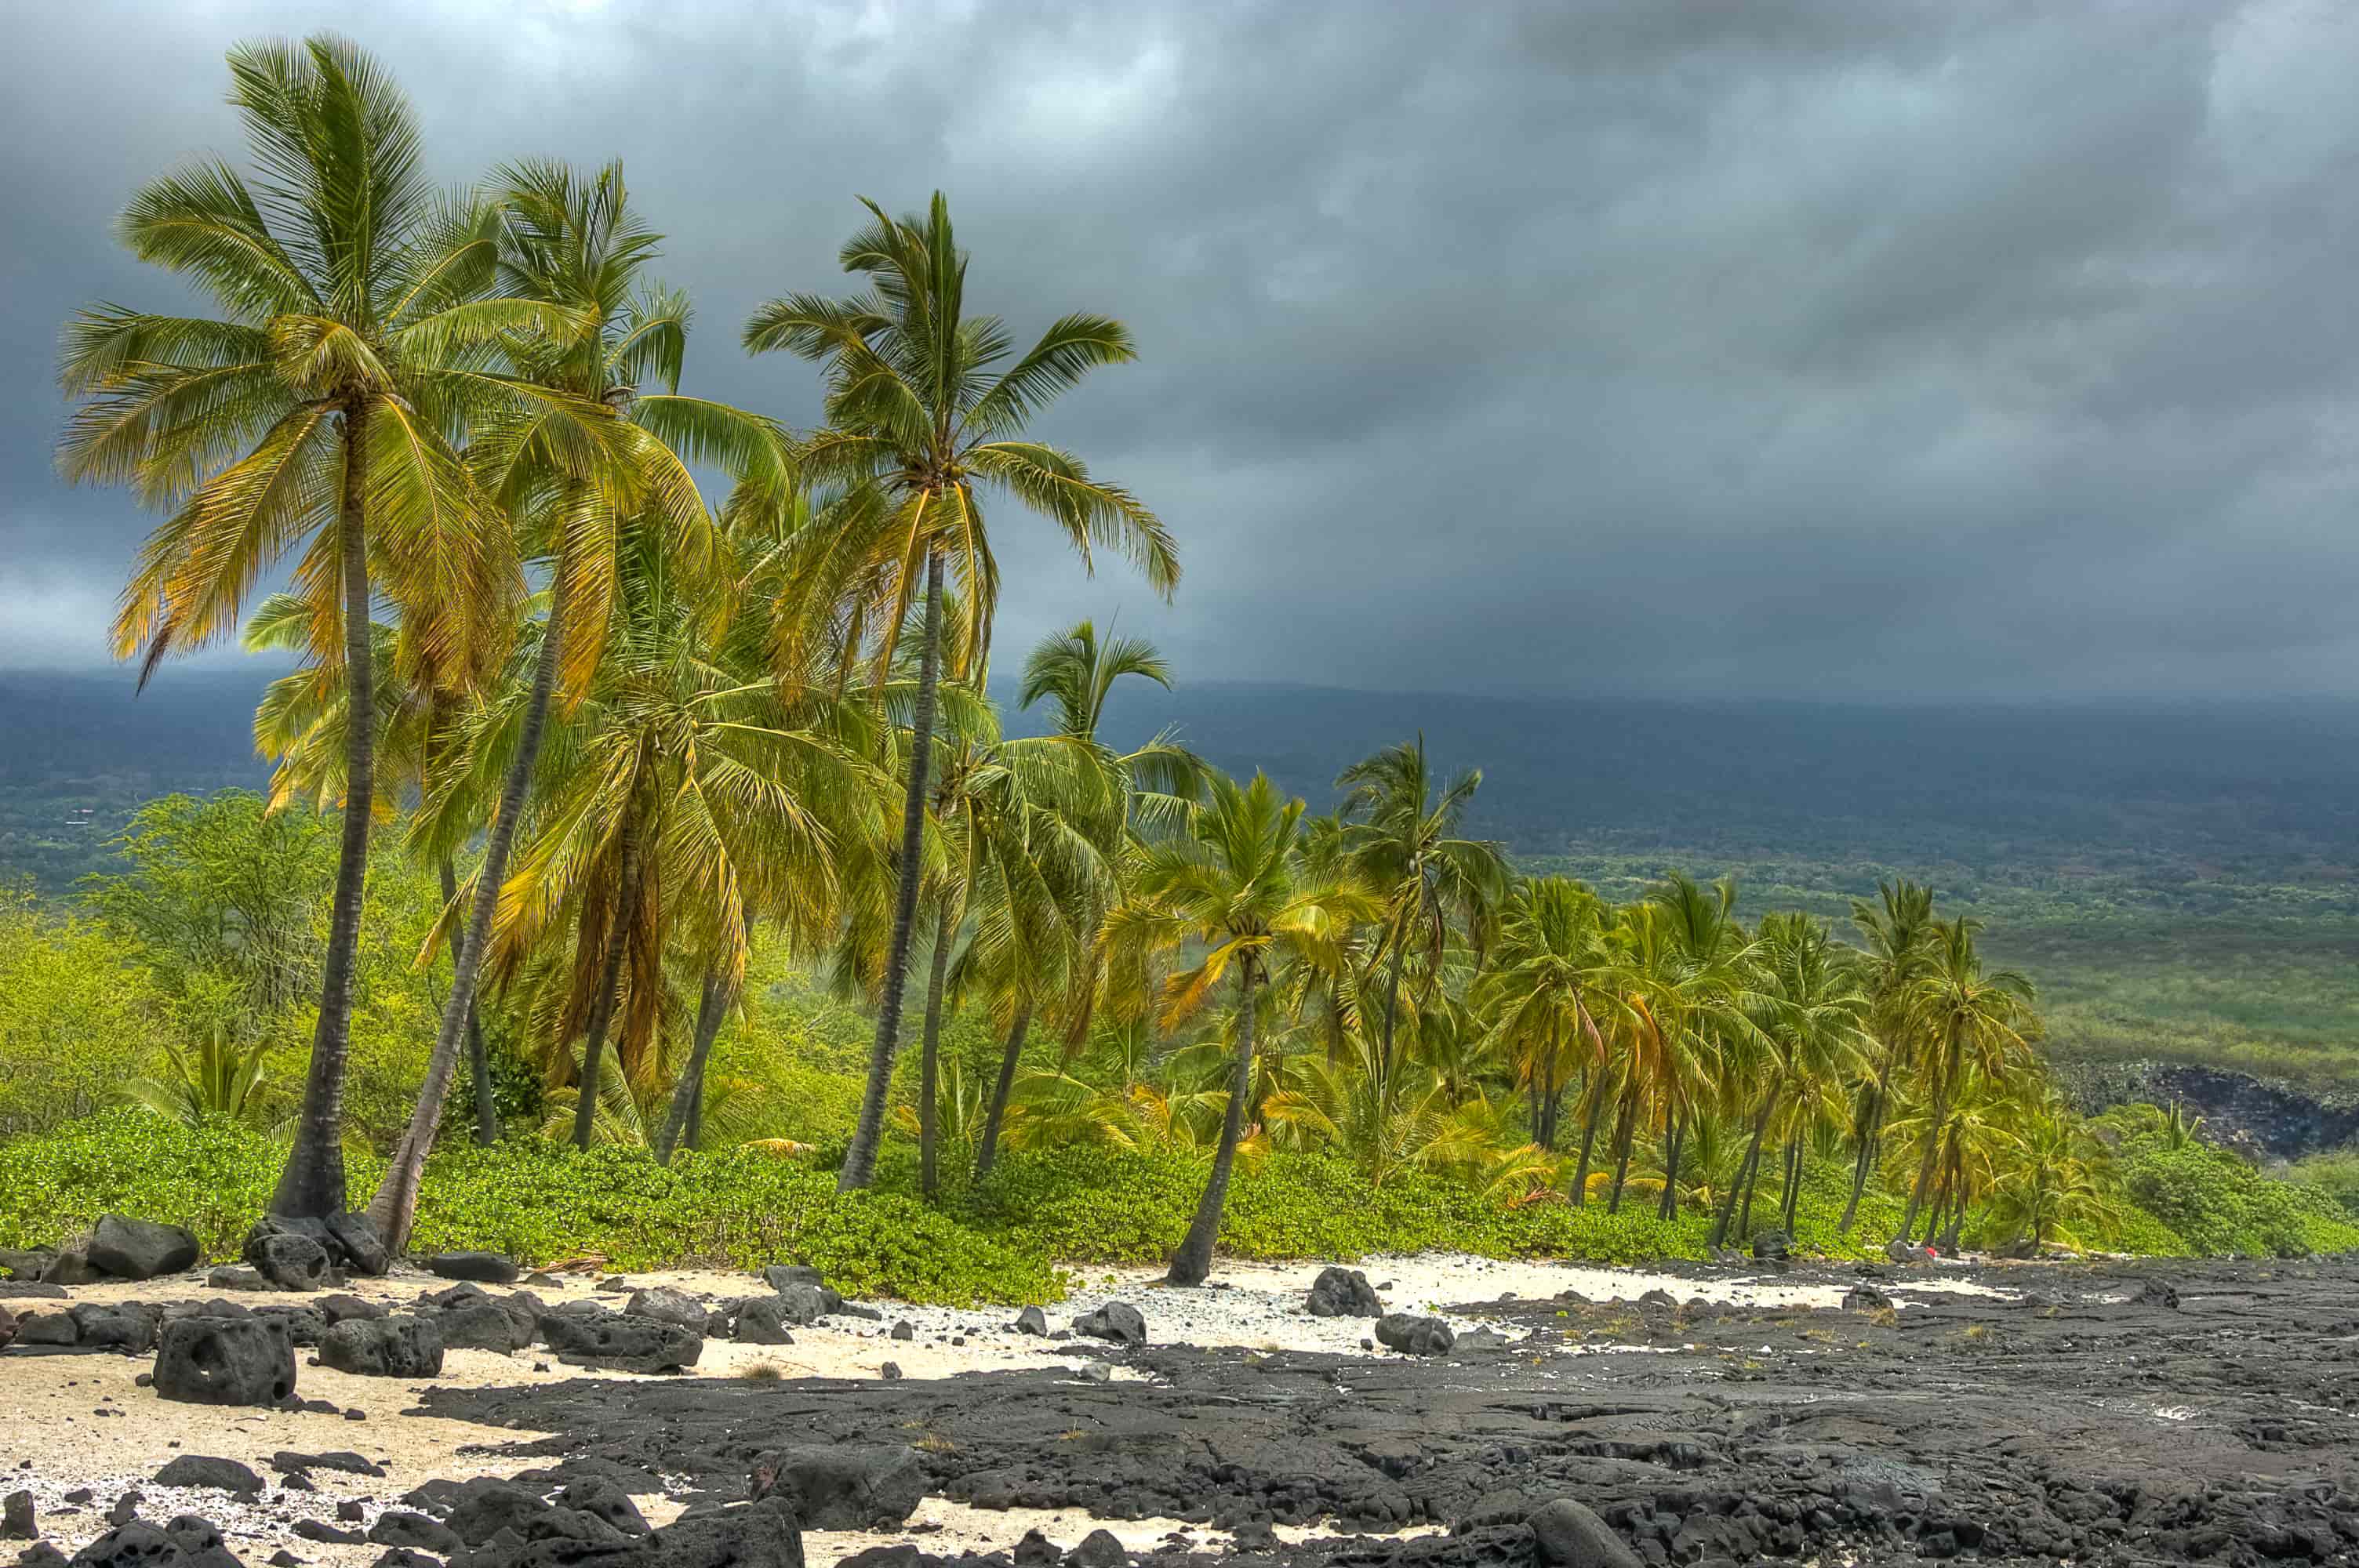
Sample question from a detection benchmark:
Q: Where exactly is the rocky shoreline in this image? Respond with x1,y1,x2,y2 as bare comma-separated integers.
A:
2,1251,2354,1566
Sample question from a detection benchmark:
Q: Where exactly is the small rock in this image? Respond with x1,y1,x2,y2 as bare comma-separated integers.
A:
889,1320,914,1341
1843,1283,1894,1313
881,1360,903,1380
107,1494,141,1527
1072,1302,1146,1346
205,1267,269,1292
336,1501,364,1523
318,1294,386,1326
2135,1279,2180,1310
1374,1314,1455,1357
245,1232,333,1293
426,1251,519,1285
732,1298,798,1346
293,1519,364,1544
320,1316,443,1378
1014,1527,1063,1566
748,1446,924,1528
367,1511,462,1555
625,1287,707,1334
1750,1229,1792,1264
1013,1306,1048,1336
1079,1360,1114,1383
1070,1529,1126,1568
1,1491,32,1541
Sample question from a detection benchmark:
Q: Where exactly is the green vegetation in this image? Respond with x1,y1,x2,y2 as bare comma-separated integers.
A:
5,31,2349,1304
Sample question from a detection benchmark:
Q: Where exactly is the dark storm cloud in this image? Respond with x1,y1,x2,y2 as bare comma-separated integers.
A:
5,0,2359,699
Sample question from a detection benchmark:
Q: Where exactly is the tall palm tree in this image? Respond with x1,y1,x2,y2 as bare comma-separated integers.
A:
1336,736,1507,1093
1709,912,1867,1247
745,192,1178,1193
1100,771,1376,1284
1838,879,1935,1234
369,159,791,1249
1473,877,1610,1155
59,36,544,1218
1892,919,2037,1244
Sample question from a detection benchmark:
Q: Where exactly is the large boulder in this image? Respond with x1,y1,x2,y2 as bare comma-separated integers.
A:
69,1303,159,1353
242,1232,332,1294
425,1251,519,1286
159,1515,243,1568
732,1298,798,1345
761,1265,823,1291
1374,1313,1455,1357
152,1456,263,1495
433,1301,529,1354
1303,1266,1383,1319
542,1311,701,1374
154,1311,295,1396
1528,1499,1641,1568
87,1218,200,1283
749,1446,925,1529
323,1211,389,1277
770,1283,831,1325
0,1248,53,1283
1072,1302,1146,1347
627,1287,708,1334
64,1522,187,1567
320,1316,444,1378
641,1496,805,1568
558,1478,651,1538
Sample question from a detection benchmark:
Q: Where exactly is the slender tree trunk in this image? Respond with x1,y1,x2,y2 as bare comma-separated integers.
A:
571,807,643,1150
1376,916,1408,1091
368,566,570,1245
840,546,943,1193
1774,1136,1793,1235
1838,1083,1883,1236
436,858,500,1149
1168,963,1257,1286
1712,1091,1778,1248
655,966,731,1166
1571,1086,1602,1207
974,1000,1032,1181
1656,1105,1685,1220
1606,1089,1638,1214
271,404,373,1220
1896,1083,1951,1244
918,901,954,1199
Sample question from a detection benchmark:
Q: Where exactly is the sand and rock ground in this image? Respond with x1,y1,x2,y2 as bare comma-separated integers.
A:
2,1252,2354,1566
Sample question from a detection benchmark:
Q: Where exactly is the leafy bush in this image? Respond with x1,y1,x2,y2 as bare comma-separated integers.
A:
2116,1140,2359,1257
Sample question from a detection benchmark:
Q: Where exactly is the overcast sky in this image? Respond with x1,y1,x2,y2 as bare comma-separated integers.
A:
6,0,2359,701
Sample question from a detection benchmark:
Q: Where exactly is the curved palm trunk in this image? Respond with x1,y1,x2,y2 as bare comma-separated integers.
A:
1837,1082,1884,1236
571,807,644,1150
271,405,373,1220
1376,914,1408,1090
655,966,732,1165
1168,963,1257,1286
1711,1091,1777,1248
918,902,954,1198
367,569,567,1247
438,858,500,1148
841,547,943,1193
974,1000,1033,1181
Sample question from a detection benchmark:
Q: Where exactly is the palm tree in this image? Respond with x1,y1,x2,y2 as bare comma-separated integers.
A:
745,191,1178,1193
1709,912,1867,1248
1100,771,1376,1284
1336,736,1507,1093
1838,879,1935,1234
1473,877,1610,1155
59,36,544,1218
368,159,791,1249
1892,919,2037,1245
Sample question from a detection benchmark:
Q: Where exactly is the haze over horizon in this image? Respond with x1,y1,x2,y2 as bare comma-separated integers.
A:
9,1,2359,702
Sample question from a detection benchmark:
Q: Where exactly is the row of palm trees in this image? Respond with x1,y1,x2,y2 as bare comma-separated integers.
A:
61,35,2111,1276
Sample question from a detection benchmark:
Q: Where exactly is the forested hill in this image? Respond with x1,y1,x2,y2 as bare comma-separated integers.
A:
9,667,2359,905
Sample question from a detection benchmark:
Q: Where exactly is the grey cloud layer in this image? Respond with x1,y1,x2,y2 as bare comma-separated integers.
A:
5,0,2357,696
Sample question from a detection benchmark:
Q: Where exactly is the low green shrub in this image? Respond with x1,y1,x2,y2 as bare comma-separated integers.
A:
2116,1140,2359,1258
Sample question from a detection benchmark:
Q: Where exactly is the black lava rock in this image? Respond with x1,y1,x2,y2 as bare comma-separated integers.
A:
320,1316,444,1378
1528,1498,1641,1568
69,1304,160,1354
1072,1302,1146,1346
732,1298,798,1346
542,1311,702,1374
1374,1313,1455,1357
324,1210,391,1277
368,1511,463,1555
1,1490,32,1541
1304,1266,1383,1319
749,1445,925,1529
1751,1229,1792,1263
434,1301,529,1354
151,1455,262,1495
154,1316,296,1407
244,1232,333,1293
1013,1306,1048,1336
426,1251,519,1285
86,1218,199,1283
627,1287,708,1334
